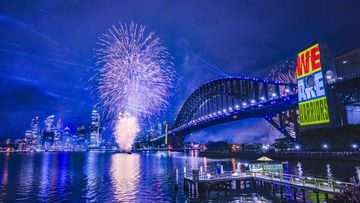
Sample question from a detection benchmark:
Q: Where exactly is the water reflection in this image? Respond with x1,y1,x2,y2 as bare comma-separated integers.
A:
326,164,333,182
231,158,236,171
0,154,9,197
356,167,360,184
39,154,51,201
297,162,303,177
189,150,199,170
85,152,100,201
203,157,208,171
18,154,34,200
2,153,360,202
110,153,140,202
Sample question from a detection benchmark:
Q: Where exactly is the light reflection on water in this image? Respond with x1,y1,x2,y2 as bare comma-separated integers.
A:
110,153,140,202
0,152,360,202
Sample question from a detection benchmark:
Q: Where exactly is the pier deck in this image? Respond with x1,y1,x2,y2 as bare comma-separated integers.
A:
184,170,354,194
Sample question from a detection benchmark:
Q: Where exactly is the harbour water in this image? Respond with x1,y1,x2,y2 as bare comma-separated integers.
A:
0,151,359,202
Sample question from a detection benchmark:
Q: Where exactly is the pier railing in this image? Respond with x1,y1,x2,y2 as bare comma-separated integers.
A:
184,170,354,193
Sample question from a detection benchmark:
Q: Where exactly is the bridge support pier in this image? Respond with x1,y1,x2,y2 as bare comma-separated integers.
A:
280,185,284,199
325,193,329,202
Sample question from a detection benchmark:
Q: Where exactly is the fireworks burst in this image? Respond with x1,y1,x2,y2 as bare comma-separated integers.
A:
94,22,174,151
266,58,297,83
114,113,140,151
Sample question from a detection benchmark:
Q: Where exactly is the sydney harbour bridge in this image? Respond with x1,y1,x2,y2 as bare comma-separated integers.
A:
143,53,360,149
144,75,360,148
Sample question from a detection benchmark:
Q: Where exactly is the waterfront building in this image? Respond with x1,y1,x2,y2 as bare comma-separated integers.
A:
30,116,41,148
24,130,32,145
77,124,88,149
15,139,27,151
62,126,74,150
53,118,63,149
43,115,55,149
335,49,360,125
335,49,360,80
90,110,101,148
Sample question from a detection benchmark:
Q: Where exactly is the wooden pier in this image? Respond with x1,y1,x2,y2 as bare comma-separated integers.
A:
183,169,354,202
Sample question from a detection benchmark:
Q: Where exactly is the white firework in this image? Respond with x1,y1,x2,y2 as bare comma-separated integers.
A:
94,22,174,151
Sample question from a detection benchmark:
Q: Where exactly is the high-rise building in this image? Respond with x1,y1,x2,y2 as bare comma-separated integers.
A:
162,121,168,135
157,121,162,135
90,110,101,148
44,115,55,132
43,115,55,148
54,118,63,148
30,116,40,147
77,124,87,149
56,118,63,131
62,126,74,150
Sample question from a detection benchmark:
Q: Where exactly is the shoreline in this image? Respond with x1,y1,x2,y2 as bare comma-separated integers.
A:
199,151,360,162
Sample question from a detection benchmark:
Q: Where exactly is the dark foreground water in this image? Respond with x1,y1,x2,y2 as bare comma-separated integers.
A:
1,151,360,202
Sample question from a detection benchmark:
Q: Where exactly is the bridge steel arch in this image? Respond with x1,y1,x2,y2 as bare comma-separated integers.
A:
168,77,299,147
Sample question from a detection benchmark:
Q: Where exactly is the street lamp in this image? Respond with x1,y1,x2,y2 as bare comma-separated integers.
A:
322,144,329,150
352,144,358,150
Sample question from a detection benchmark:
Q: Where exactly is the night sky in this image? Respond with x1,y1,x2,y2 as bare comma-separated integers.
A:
1,1,360,143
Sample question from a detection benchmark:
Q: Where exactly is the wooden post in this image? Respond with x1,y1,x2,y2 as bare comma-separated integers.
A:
176,169,179,185
302,189,306,202
315,191,320,203
272,183,276,196
293,188,297,202
195,182,198,196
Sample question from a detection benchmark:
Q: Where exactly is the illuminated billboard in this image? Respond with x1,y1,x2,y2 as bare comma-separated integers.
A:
296,43,330,126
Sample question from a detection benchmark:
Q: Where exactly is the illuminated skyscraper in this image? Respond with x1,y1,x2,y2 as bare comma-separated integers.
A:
43,115,55,148
77,124,87,149
162,121,167,135
157,121,162,135
90,110,101,148
62,126,73,149
54,118,63,147
25,130,32,143
44,115,55,132
25,116,41,148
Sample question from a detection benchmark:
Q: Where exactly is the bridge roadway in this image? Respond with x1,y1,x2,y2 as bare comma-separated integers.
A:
183,170,354,200
150,94,298,144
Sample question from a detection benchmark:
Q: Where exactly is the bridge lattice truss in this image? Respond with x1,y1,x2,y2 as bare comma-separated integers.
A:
170,77,299,143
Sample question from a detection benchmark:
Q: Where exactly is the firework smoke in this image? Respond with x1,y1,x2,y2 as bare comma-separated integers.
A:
95,22,173,151
114,113,140,151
